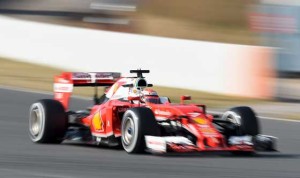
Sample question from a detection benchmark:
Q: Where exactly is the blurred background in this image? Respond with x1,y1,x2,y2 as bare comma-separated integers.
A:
0,0,257,43
0,0,300,118
1,2,300,178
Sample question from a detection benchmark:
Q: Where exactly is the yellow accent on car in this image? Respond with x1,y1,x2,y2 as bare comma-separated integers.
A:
92,112,103,131
194,117,207,125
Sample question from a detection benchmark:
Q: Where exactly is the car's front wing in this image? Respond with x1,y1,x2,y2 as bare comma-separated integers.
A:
145,135,277,154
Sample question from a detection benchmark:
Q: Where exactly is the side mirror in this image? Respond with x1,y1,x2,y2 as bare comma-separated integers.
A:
180,95,191,104
159,97,171,104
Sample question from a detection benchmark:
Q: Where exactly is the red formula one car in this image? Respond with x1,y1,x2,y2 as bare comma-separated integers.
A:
29,70,277,154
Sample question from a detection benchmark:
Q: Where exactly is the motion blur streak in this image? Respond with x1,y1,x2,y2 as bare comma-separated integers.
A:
252,1,300,101
0,87,299,178
0,15,274,98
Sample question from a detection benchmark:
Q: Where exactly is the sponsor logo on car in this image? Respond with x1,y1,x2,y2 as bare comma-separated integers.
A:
92,111,104,131
53,83,73,92
154,110,171,116
194,117,207,125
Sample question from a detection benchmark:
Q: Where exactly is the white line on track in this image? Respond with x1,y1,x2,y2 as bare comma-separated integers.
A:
207,110,299,123
1,85,300,123
259,116,300,123
0,85,90,100
0,168,74,178
0,85,53,95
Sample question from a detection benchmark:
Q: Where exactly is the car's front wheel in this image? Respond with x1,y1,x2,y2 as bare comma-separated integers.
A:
121,107,161,153
222,106,260,155
222,106,260,136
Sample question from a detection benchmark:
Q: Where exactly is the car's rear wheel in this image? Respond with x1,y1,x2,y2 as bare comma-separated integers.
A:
29,99,67,143
121,107,161,153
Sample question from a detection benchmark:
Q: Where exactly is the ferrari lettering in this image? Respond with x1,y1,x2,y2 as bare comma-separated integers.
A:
53,83,73,92
154,110,171,116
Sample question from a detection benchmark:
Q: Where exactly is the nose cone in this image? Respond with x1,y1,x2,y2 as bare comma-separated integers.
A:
206,137,221,148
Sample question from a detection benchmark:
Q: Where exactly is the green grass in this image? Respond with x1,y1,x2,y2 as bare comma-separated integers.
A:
2,58,300,120
0,58,264,108
139,0,250,26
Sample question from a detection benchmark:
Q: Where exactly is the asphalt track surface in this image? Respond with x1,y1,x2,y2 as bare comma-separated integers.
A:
0,87,300,178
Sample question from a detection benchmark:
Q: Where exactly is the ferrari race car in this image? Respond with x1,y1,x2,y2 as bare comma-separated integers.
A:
29,70,277,154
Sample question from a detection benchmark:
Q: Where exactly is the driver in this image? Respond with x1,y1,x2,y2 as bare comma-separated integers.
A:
141,88,161,104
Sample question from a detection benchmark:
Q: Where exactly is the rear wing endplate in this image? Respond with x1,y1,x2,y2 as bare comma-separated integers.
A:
54,72,121,109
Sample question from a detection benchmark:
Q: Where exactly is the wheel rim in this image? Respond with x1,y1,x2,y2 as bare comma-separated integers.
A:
29,103,44,140
122,116,135,146
222,111,241,126
31,108,40,136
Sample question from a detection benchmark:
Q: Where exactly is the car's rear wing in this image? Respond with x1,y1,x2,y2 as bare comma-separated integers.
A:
54,72,121,109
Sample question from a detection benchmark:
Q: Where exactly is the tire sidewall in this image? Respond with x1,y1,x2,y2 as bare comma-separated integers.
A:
29,102,46,142
121,107,160,153
224,106,260,136
121,110,140,153
29,99,67,143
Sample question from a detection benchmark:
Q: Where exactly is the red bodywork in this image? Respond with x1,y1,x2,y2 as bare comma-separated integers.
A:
53,72,254,153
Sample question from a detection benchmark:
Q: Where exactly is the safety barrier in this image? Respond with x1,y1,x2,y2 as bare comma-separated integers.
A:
0,16,274,98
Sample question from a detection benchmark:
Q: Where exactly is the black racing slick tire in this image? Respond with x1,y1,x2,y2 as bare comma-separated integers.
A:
121,107,161,154
29,99,67,143
223,106,260,156
223,106,260,136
